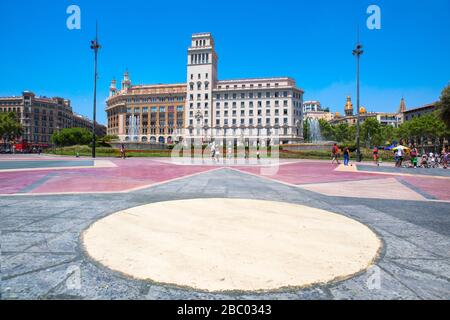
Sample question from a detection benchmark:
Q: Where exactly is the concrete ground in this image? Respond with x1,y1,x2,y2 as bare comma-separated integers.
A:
0,155,449,300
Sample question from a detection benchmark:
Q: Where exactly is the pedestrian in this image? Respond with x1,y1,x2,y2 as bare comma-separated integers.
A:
410,146,418,168
420,153,428,168
442,146,448,169
120,143,126,159
343,147,350,166
215,149,220,162
373,146,379,166
331,143,340,164
395,147,404,168
211,144,216,161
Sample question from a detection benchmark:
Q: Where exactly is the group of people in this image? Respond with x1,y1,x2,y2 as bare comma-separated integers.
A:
407,146,448,169
331,143,449,169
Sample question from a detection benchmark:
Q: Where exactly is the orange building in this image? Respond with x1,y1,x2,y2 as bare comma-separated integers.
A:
106,72,186,144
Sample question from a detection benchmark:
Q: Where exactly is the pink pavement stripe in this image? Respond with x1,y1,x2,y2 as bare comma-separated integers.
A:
31,175,145,193
0,171,50,194
235,162,386,185
0,159,215,194
399,176,450,201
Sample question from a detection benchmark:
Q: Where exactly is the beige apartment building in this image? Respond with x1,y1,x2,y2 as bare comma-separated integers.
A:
0,91,105,146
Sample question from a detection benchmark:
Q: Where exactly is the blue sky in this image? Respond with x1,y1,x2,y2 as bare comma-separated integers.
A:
1,0,449,125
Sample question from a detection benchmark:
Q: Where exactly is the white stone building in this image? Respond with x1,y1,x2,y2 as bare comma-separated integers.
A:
185,33,304,146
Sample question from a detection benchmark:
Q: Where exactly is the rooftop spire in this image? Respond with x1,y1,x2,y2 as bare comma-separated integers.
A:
399,97,406,113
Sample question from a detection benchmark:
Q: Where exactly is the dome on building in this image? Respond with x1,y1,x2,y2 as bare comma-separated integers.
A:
335,111,341,117
359,106,366,114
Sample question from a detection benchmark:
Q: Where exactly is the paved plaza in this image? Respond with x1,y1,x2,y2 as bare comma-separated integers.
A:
0,155,449,300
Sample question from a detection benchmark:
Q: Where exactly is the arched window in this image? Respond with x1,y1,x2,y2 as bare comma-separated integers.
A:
158,136,165,144
142,136,148,143
150,136,157,143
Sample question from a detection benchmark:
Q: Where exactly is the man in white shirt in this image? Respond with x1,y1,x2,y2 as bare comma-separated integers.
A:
396,148,404,167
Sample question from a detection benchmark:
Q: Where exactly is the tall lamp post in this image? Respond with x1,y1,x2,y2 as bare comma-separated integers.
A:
90,23,101,158
195,110,204,144
353,42,364,162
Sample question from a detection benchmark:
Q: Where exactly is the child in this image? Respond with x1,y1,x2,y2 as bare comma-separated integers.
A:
410,147,418,168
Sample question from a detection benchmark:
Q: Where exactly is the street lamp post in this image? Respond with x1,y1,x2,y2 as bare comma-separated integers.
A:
90,23,101,159
353,42,364,162
195,110,204,144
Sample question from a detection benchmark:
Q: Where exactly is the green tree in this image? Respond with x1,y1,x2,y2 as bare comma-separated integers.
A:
101,135,119,143
303,120,310,143
437,84,450,128
318,119,335,141
0,112,23,146
361,118,382,147
397,111,449,149
334,123,353,143
380,125,397,146
51,128,92,147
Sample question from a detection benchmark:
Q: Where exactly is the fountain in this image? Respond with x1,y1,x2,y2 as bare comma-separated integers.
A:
307,118,324,144
281,118,334,152
128,114,140,141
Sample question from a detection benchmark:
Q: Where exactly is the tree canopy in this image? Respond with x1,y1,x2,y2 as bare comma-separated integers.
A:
51,128,92,147
0,112,23,143
438,84,450,128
